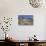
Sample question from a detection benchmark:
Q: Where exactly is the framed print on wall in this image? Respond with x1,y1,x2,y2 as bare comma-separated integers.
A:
18,15,33,25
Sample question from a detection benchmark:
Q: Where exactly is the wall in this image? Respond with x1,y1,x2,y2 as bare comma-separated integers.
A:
0,0,46,40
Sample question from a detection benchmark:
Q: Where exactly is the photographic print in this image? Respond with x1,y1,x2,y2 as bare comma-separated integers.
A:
18,15,33,25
